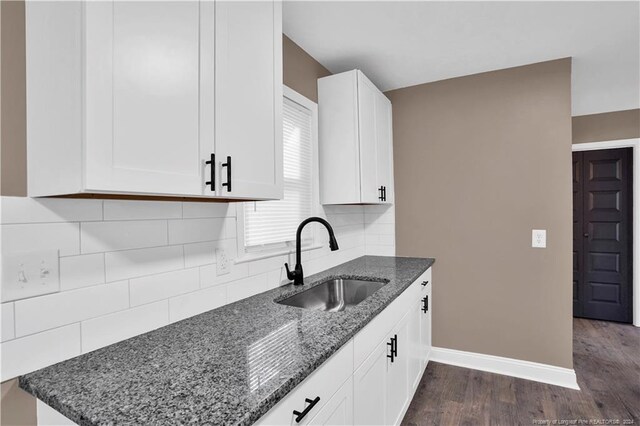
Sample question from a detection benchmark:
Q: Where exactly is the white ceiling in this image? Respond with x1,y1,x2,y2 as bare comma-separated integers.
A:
283,1,640,116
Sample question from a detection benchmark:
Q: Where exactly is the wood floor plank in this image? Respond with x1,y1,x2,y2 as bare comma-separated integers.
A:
401,318,640,425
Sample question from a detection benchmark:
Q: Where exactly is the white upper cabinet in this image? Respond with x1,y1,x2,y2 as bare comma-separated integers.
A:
25,0,282,200
318,70,394,205
214,1,283,200
83,1,209,196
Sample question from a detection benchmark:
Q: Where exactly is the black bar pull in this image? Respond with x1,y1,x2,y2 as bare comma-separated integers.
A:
292,396,320,423
221,156,232,192
205,153,215,191
387,338,395,362
421,280,429,287
392,334,398,357
382,186,387,201
378,186,384,201
422,296,429,313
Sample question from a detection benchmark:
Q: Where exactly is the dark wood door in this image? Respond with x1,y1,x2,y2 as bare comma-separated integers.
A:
573,148,633,323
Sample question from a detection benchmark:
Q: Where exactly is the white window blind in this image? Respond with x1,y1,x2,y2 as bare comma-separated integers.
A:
243,97,314,247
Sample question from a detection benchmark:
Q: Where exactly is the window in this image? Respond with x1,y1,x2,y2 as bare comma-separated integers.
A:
237,86,319,259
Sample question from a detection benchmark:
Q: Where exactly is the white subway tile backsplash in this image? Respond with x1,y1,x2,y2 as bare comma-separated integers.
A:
81,220,168,254
323,205,365,215
105,245,183,282
182,202,231,219
1,303,15,342
1,324,81,381
267,268,287,289
365,245,396,256
81,301,169,353
364,209,395,225
169,285,227,323
59,253,105,290
366,223,395,236
1,223,80,256
168,218,225,245
199,258,249,288
130,268,199,307
1,197,103,224
0,195,394,378
247,254,287,276
184,241,216,268
227,274,269,303
14,281,129,337
104,200,182,221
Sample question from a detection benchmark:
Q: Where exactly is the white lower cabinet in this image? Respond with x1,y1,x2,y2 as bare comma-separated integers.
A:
386,311,411,426
408,299,424,392
353,339,388,425
308,377,354,425
258,266,433,426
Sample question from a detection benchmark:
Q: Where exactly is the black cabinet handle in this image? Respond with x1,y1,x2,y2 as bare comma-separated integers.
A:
422,295,429,313
292,396,320,423
378,186,384,201
382,186,387,201
392,334,398,357
221,156,232,192
387,338,395,362
205,153,215,191
421,280,429,287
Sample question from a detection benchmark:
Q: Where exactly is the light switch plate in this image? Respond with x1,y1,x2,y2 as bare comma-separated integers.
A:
1,250,60,302
532,229,547,248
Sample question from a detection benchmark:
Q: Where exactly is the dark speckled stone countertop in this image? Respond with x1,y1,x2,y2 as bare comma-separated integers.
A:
19,255,434,426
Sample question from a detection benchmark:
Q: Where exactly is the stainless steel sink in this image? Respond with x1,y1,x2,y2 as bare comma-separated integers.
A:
277,278,387,312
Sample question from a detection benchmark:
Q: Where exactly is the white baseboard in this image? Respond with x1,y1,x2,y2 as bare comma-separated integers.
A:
431,347,580,390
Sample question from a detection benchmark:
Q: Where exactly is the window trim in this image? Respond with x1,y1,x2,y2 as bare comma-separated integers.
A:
235,85,321,264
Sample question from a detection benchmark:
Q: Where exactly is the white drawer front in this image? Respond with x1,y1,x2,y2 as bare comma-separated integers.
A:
257,339,354,426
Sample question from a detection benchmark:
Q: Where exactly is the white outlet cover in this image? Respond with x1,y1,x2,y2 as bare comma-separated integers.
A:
1,250,60,302
532,229,547,248
216,248,231,276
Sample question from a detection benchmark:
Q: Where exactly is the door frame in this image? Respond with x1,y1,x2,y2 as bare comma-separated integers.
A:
572,138,639,326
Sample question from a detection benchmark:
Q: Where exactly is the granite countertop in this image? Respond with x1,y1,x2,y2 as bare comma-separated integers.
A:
19,255,435,426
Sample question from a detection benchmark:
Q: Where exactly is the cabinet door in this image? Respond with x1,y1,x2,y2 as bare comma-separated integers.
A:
407,299,423,392
357,71,381,203
375,92,394,204
215,1,283,200
421,284,433,367
308,377,353,426
84,1,212,195
386,311,410,426
353,340,388,425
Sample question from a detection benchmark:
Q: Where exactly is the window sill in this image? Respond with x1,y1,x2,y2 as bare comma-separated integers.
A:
234,244,324,264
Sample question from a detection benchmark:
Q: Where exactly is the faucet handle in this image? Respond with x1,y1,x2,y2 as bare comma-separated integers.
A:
284,263,294,280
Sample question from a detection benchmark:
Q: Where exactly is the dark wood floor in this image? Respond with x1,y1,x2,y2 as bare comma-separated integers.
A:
402,318,640,425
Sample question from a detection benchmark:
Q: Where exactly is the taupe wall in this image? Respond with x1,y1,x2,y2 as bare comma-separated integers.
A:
1,3,37,422
283,35,331,103
573,109,640,144
387,58,574,368
0,0,27,197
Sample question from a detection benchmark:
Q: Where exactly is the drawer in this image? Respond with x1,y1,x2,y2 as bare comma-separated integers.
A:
307,376,353,425
256,339,354,426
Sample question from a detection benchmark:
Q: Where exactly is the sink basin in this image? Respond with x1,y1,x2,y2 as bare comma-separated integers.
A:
277,278,387,312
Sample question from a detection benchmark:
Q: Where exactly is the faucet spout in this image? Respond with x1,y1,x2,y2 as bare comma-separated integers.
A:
284,217,339,285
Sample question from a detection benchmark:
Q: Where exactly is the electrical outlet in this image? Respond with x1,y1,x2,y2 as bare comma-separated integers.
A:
532,229,547,248
1,250,60,302
216,248,231,276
